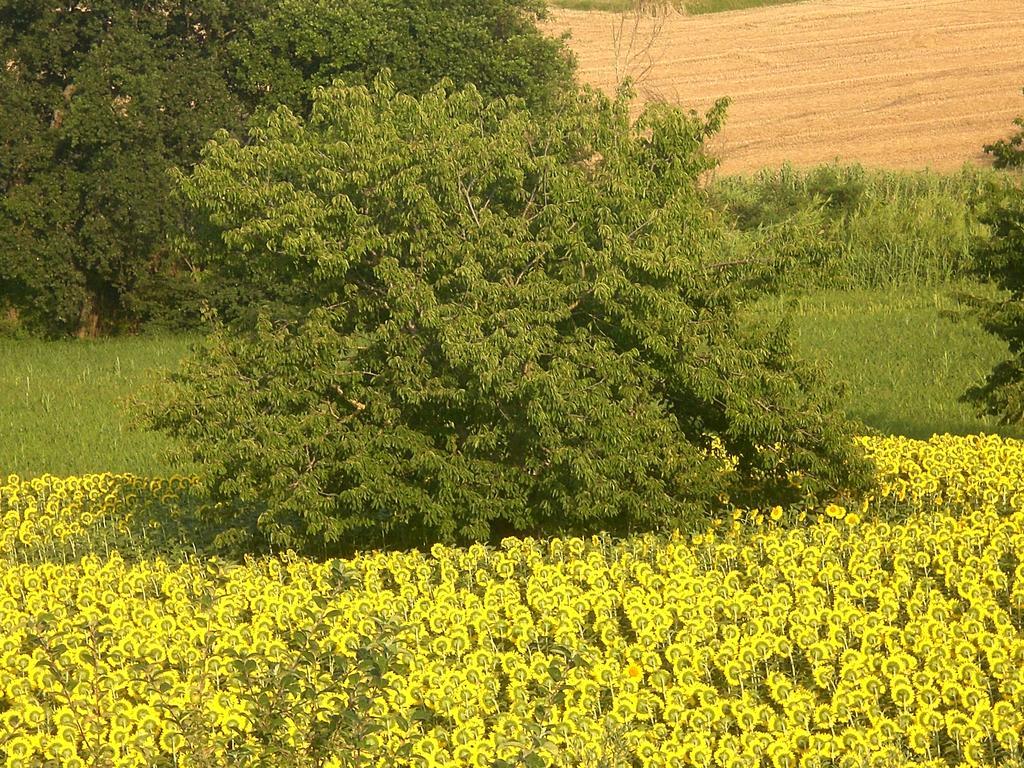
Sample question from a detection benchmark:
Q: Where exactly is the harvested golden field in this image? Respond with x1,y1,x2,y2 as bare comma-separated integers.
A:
543,0,1024,174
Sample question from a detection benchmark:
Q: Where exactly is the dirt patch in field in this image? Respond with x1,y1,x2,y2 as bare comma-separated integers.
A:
543,0,1024,174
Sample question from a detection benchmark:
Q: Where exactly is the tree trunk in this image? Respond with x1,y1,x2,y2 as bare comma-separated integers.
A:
77,296,101,338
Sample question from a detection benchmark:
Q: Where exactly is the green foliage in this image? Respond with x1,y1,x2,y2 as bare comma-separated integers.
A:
0,0,574,337
749,285,1023,440
964,174,1024,423
550,0,681,11
549,0,638,10
984,91,1024,170
0,0,252,336
198,611,411,768
145,78,872,555
711,163,1000,291
0,335,191,477
232,0,574,115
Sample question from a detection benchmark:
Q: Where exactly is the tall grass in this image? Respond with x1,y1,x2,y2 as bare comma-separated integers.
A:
748,283,1023,440
712,164,1007,291
0,335,193,476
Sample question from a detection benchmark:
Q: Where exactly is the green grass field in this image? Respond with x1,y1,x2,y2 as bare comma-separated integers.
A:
682,0,802,12
749,284,1022,440
550,0,638,10
0,335,193,477
713,164,1001,291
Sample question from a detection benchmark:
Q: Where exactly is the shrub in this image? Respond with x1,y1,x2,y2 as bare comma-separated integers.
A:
0,0,574,337
143,77,872,555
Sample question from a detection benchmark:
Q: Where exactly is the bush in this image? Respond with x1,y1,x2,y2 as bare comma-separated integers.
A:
0,0,574,337
143,78,872,555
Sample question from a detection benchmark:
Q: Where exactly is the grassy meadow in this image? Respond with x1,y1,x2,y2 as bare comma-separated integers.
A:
682,0,803,13
0,335,193,477
713,164,998,290
748,285,1019,439
549,0,639,10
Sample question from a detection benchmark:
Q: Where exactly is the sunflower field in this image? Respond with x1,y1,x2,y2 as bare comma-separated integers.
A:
2,435,1024,768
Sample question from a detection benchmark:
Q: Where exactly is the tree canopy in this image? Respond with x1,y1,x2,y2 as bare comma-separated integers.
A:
0,0,573,336
146,78,873,555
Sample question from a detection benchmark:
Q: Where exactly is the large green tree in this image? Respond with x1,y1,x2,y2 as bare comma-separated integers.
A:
0,0,246,334
0,0,573,336
146,78,873,556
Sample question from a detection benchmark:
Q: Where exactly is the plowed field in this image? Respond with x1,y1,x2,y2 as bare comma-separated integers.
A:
543,0,1024,174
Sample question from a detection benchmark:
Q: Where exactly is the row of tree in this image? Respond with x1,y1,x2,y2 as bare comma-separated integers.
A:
0,0,573,335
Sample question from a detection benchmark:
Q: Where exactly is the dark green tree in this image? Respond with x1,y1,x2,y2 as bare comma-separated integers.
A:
231,0,574,116
1,0,244,333
964,174,1024,423
145,78,873,555
0,0,573,336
